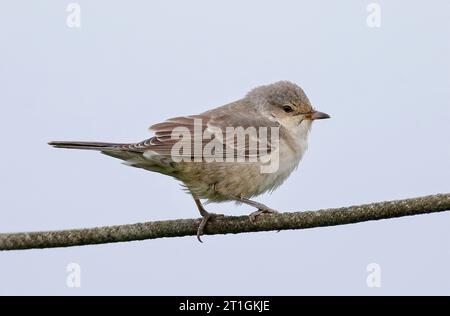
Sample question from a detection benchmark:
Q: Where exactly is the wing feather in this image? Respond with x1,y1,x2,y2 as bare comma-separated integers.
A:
130,102,280,160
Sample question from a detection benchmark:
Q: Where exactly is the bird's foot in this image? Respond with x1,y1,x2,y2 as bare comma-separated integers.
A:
249,207,279,223
197,212,224,243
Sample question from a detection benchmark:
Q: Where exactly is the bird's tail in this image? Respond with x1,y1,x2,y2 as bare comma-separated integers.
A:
48,141,122,151
48,140,141,161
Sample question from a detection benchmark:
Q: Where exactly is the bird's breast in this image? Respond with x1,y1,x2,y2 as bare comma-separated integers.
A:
168,126,310,201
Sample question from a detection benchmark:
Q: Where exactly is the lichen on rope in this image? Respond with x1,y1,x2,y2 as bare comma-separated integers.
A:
1,193,449,251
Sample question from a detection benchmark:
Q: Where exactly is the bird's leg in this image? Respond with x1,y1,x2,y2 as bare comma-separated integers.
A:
193,197,223,243
234,197,279,222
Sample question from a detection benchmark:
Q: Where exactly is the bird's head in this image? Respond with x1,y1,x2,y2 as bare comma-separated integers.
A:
247,81,330,132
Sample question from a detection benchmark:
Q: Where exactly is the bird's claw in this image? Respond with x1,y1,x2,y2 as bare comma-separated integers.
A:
197,212,224,243
249,208,279,223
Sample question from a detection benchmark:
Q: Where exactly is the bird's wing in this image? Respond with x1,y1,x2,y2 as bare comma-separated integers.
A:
133,106,280,160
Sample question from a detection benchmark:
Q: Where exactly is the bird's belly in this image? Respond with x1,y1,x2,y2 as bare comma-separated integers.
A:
176,147,304,201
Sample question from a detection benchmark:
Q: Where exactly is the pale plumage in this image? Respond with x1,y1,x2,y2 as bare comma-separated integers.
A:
49,81,330,241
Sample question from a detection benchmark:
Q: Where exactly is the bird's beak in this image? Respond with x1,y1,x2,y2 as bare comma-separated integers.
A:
308,110,330,120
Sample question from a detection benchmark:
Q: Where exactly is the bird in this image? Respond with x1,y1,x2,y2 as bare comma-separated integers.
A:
49,81,330,242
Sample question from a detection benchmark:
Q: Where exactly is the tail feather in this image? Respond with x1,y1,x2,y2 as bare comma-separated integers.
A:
49,140,161,168
48,141,121,151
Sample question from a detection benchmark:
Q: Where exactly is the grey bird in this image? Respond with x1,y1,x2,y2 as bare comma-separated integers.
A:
49,81,330,241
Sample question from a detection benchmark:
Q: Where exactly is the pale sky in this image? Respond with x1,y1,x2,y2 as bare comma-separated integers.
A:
0,0,449,295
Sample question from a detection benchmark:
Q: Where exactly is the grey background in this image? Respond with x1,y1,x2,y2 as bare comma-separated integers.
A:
0,0,449,295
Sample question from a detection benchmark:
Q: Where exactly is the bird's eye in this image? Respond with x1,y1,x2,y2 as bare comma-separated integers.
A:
282,105,294,113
